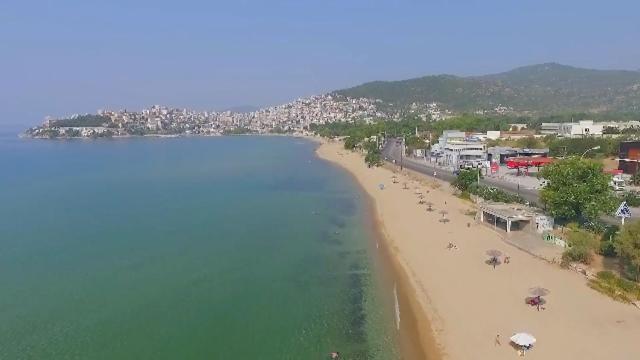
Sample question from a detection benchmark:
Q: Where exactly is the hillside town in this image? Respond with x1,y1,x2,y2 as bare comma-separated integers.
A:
24,95,386,138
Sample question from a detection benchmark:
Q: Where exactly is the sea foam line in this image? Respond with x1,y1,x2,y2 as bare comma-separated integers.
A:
394,283,401,331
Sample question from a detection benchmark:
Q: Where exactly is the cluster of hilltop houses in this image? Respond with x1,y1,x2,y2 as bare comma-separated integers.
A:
27,95,385,138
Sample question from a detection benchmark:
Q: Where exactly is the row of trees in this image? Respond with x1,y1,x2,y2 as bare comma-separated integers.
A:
453,169,527,204
50,114,111,127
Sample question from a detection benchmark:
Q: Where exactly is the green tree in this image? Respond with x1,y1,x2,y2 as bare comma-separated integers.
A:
615,220,640,281
363,140,383,167
365,150,382,167
343,135,362,150
515,136,543,149
452,169,480,192
540,157,617,222
404,135,427,155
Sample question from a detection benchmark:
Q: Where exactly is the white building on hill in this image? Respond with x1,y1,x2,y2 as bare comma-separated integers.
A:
559,120,603,137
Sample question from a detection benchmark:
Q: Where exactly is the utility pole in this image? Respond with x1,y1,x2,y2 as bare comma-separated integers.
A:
400,136,404,171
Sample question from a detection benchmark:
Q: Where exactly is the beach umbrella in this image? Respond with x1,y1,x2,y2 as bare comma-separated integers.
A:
402,182,409,189
486,249,502,257
529,287,550,297
528,286,550,310
510,333,536,347
486,249,502,269
425,202,434,211
439,210,448,217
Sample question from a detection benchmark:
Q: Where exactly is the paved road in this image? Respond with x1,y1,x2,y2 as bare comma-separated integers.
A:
382,140,540,205
381,140,640,224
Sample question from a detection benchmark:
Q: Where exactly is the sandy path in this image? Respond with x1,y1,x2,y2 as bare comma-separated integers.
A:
316,140,640,360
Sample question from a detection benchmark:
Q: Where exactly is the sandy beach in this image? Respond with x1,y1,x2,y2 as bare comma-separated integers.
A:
316,139,640,360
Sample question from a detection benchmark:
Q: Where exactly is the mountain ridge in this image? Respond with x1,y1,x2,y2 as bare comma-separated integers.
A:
334,63,640,114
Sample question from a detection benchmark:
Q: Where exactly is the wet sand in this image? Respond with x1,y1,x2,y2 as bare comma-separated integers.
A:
316,139,640,360
360,179,441,360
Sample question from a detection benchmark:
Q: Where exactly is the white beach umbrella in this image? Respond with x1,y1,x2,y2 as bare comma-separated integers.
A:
510,333,536,346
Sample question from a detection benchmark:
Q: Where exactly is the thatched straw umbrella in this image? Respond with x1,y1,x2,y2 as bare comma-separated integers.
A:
528,286,550,310
485,249,502,269
425,202,434,212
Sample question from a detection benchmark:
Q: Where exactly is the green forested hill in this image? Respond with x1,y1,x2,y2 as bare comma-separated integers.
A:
334,63,640,114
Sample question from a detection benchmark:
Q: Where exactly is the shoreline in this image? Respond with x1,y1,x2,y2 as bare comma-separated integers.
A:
317,140,441,360
18,132,311,140
316,138,640,360
366,199,442,360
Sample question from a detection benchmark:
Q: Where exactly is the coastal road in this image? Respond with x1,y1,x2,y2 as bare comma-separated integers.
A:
381,140,640,224
381,140,540,205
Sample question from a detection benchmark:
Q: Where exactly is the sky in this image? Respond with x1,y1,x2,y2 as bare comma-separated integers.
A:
1,0,640,126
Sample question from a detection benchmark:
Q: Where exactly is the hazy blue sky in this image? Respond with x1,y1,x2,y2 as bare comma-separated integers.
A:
2,0,639,125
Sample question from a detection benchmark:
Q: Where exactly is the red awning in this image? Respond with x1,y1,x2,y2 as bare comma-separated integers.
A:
506,156,554,169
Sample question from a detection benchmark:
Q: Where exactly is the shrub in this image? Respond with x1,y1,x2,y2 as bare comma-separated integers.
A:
588,271,640,303
562,246,594,265
458,191,471,200
453,170,479,192
600,240,617,257
622,191,640,207
599,225,620,257
469,184,527,204
561,228,598,265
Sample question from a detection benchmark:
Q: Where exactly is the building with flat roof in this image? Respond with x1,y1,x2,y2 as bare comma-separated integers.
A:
559,120,603,137
477,202,553,234
540,123,561,135
487,147,549,164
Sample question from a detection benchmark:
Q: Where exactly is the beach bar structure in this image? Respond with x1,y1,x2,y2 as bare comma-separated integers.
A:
477,202,553,234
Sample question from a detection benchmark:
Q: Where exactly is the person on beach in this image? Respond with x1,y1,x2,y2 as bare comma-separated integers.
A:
495,334,501,346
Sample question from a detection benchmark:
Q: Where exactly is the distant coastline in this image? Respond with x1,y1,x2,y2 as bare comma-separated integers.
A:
19,132,313,140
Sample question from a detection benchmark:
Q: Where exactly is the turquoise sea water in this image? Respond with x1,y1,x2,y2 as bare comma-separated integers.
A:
0,132,400,359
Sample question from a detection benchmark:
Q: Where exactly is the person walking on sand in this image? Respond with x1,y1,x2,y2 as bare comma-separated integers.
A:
495,334,501,346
